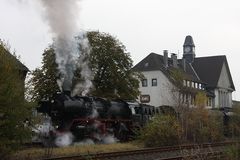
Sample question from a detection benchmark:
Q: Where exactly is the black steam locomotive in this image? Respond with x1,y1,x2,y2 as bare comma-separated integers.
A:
36,92,158,145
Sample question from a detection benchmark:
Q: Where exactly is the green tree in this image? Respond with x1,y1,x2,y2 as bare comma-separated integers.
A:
30,47,60,102
30,31,141,101
88,31,141,99
0,41,32,159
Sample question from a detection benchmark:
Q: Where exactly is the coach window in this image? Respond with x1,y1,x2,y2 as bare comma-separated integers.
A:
152,78,157,86
142,79,148,87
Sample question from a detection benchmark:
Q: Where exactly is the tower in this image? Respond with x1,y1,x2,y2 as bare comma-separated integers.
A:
183,35,195,63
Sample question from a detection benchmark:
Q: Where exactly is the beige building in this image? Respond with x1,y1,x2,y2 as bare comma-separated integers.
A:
133,36,235,109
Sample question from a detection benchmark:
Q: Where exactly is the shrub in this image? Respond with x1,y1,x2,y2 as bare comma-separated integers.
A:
224,143,240,160
186,107,224,143
139,115,182,147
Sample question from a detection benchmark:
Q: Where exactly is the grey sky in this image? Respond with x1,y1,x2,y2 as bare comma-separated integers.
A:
0,0,239,100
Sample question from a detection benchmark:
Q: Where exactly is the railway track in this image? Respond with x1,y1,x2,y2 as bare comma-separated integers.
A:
42,141,236,160
158,151,225,160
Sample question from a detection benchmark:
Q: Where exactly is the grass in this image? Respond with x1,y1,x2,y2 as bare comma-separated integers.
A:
10,142,143,160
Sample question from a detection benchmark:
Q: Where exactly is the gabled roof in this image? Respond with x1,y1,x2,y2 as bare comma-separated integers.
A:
192,55,235,90
133,53,164,72
133,53,235,91
133,53,202,83
179,60,201,82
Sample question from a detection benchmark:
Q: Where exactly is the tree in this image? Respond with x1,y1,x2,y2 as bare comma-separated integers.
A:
186,92,223,143
88,31,141,99
30,31,141,101
168,69,223,143
30,47,60,102
0,41,32,159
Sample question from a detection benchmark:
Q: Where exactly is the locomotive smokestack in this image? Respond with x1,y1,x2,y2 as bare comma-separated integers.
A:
62,77,72,96
63,90,71,97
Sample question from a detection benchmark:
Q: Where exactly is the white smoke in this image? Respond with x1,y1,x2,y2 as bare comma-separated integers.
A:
72,33,93,96
73,135,117,146
55,132,74,147
39,0,93,95
102,134,117,144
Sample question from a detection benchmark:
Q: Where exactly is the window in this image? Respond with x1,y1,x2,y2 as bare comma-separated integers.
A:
191,82,195,88
142,79,147,87
186,94,189,103
195,83,198,88
207,97,212,107
152,78,157,86
183,80,186,86
191,95,195,105
187,81,190,87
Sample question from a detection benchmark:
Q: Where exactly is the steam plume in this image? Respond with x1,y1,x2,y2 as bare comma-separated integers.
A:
39,0,92,95
55,132,74,147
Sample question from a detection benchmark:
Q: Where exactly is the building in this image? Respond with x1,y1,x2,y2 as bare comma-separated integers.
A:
133,36,235,109
0,43,29,90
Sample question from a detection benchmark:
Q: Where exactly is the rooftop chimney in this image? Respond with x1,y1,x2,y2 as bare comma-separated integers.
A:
171,53,178,68
163,50,168,68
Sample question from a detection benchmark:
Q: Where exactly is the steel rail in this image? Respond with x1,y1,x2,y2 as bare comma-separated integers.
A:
158,151,225,160
42,141,237,160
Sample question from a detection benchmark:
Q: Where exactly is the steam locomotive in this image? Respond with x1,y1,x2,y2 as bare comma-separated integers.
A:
36,91,158,146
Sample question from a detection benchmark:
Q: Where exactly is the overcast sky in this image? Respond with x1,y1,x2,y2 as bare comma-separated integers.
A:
0,0,239,100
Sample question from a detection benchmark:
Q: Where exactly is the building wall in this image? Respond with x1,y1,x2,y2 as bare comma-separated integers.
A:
215,62,233,108
137,62,234,109
138,70,178,107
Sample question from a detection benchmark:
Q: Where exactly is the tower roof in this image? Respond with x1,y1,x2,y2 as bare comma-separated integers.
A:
183,35,195,47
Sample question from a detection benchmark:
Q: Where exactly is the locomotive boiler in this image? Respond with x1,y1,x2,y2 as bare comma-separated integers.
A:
37,91,136,145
